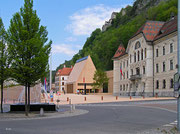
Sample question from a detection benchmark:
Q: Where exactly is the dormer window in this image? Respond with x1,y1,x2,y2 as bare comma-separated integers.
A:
135,41,141,49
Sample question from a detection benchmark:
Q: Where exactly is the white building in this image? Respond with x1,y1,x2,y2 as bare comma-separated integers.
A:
55,66,73,93
113,16,177,97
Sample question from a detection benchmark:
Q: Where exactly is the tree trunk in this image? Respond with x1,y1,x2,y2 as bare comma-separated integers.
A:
28,84,30,112
1,82,3,113
25,84,28,116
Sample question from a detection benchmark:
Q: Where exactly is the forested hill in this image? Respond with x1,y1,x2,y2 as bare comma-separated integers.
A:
56,0,177,72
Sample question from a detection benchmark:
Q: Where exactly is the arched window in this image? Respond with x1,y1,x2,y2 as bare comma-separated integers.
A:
170,43,173,53
163,79,166,89
170,79,173,88
135,41,141,49
134,52,136,62
141,49,143,60
156,80,159,89
138,51,140,61
145,48,147,58
163,46,165,55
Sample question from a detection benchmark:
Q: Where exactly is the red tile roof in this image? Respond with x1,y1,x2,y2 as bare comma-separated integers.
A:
113,45,127,59
154,16,177,41
60,67,73,76
133,21,164,41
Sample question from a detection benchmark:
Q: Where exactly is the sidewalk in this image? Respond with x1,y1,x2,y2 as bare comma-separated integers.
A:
47,93,176,105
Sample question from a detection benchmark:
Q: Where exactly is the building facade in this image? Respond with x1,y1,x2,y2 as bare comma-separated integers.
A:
66,56,99,94
113,16,177,97
55,66,73,93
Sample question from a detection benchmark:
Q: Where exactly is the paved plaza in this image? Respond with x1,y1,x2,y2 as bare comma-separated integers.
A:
49,93,175,105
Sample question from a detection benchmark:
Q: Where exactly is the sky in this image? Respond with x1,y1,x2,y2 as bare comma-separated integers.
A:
0,0,134,70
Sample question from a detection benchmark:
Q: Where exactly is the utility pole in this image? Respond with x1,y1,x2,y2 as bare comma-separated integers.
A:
50,52,52,91
177,0,180,130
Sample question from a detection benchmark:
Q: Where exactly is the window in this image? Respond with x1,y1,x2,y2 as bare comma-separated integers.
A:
163,62,166,72
120,72,122,80
163,79,166,89
123,61,125,68
62,77,64,80
127,60,128,67
170,79,173,88
145,48,147,58
156,80,159,89
170,60,173,70
127,71,128,79
143,66,145,74
131,69,133,75
123,72,125,79
136,68,140,75
135,41,141,49
156,49,158,57
126,84,128,91
134,52,136,62
138,51,140,61
62,82,64,85
141,49,143,60
170,43,173,53
123,85,125,91
120,85,122,91
163,46,165,55
156,64,159,73
130,55,131,63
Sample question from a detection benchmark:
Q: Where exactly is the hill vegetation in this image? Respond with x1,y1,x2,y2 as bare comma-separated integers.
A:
55,0,178,75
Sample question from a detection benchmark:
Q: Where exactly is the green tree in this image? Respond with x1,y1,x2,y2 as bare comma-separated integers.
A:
7,0,51,116
92,70,109,92
0,18,11,113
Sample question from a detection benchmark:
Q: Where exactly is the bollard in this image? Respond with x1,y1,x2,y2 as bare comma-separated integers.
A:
51,98,53,102
40,108,44,116
116,96,118,100
130,96,132,99
101,96,103,101
84,97,86,101
67,97,69,102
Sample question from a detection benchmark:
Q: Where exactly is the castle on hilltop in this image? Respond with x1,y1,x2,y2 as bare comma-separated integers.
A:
102,12,118,32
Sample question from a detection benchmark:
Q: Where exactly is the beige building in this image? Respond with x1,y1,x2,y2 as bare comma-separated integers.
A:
113,16,177,97
66,56,99,94
106,70,113,94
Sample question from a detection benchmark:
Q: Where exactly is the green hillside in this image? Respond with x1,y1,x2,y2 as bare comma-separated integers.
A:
56,0,177,73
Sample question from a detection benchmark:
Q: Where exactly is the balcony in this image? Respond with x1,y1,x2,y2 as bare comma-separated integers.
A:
129,74,142,81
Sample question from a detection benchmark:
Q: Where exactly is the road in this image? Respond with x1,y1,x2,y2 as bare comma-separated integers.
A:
0,100,177,134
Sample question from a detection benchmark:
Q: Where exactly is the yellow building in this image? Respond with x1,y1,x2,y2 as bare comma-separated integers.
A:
66,56,99,94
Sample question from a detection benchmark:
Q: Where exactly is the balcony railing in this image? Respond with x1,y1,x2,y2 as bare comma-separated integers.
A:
129,74,142,81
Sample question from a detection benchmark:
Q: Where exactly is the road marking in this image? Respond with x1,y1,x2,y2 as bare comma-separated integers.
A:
163,124,173,127
6,128,12,131
170,122,177,125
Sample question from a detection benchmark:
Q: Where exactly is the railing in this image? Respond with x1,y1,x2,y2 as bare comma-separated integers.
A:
129,74,142,80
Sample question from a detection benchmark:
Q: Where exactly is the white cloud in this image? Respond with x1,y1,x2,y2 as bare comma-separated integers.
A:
65,37,77,42
66,4,122,36
52,44,81,56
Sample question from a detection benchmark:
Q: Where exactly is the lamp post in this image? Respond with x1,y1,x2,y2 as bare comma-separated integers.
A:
177,0,180,130
50,52,52,91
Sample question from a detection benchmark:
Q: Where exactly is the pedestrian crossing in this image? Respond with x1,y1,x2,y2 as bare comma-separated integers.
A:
163,120,177,127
